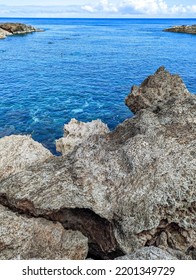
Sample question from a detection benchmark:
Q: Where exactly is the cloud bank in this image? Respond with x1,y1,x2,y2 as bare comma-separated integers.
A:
82,0,196,16
0,0,195,17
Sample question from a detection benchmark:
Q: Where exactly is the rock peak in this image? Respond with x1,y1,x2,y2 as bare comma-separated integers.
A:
125,67,190,113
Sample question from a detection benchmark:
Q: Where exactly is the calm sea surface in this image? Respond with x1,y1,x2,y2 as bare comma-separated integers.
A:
0,18,195,153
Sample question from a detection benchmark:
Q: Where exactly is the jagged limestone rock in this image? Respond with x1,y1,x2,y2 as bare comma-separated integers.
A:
0,135,52,180
0,205,88,260
0,68,195,259
56,118,109,155
125,66,190,113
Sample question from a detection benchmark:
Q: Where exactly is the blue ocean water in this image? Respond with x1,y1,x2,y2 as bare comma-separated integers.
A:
0,18,195,154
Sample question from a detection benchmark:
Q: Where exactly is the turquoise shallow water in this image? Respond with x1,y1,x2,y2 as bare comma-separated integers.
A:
0,18,195,154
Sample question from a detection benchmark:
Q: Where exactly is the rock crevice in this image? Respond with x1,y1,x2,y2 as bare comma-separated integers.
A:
0,193,123,259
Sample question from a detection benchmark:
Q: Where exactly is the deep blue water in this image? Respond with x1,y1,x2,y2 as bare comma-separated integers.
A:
0,18,195,154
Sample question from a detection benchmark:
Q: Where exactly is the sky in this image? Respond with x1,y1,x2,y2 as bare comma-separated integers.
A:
0,0,196,18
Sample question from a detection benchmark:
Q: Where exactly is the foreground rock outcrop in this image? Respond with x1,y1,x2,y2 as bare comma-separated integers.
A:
0,23,42,39
0,205,88,259
164,25,196,35
0,67,195,259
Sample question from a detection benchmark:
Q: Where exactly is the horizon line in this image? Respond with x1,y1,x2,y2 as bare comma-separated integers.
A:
0,17,196,19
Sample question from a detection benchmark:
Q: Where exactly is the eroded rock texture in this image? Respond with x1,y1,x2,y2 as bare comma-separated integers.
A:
0,135,52,181
56,118,109,155
0,67,195,259
125,66,190,113
0,205,88,260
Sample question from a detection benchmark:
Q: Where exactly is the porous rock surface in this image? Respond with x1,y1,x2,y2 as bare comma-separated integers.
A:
0,135,52,181
0,67,195,259
56,118,109,155
0,23,41,39
0,205,88,260
125,66,190,113
164,25,196,35
115,246,177,260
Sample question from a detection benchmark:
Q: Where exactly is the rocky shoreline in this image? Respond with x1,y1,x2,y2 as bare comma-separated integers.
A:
0,67,195,260
0,23,42,39
164,24,196,35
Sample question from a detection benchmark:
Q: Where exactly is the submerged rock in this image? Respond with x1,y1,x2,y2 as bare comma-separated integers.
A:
0,67,195,259
0,23,42,39
164,25,196,35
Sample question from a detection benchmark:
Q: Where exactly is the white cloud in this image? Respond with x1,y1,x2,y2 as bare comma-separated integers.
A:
81,0,196,16
119,0,167,15
170,4,187,14
82,0,118,14
190,5,196,12
82,0,168,15
82,5,97,13
99,0,118,12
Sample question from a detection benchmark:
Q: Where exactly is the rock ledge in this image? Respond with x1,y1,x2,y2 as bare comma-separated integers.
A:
0,22,42,39
164,25,196,35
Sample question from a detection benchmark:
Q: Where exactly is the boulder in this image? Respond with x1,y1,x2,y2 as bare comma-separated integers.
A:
164,25,196,35
0,205,88,260
56,118,109,155
0,135,52,180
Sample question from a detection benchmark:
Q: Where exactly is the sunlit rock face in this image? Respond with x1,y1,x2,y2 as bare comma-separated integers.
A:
0,135,52,181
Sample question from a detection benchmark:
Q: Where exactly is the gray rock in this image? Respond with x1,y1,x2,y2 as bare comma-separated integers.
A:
115,247,177,260
0,67,195,259
125,66,190,113
56,118,109,155
0,23,42,39
0,135,52,181
164,25,196,35
0,205,88,260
